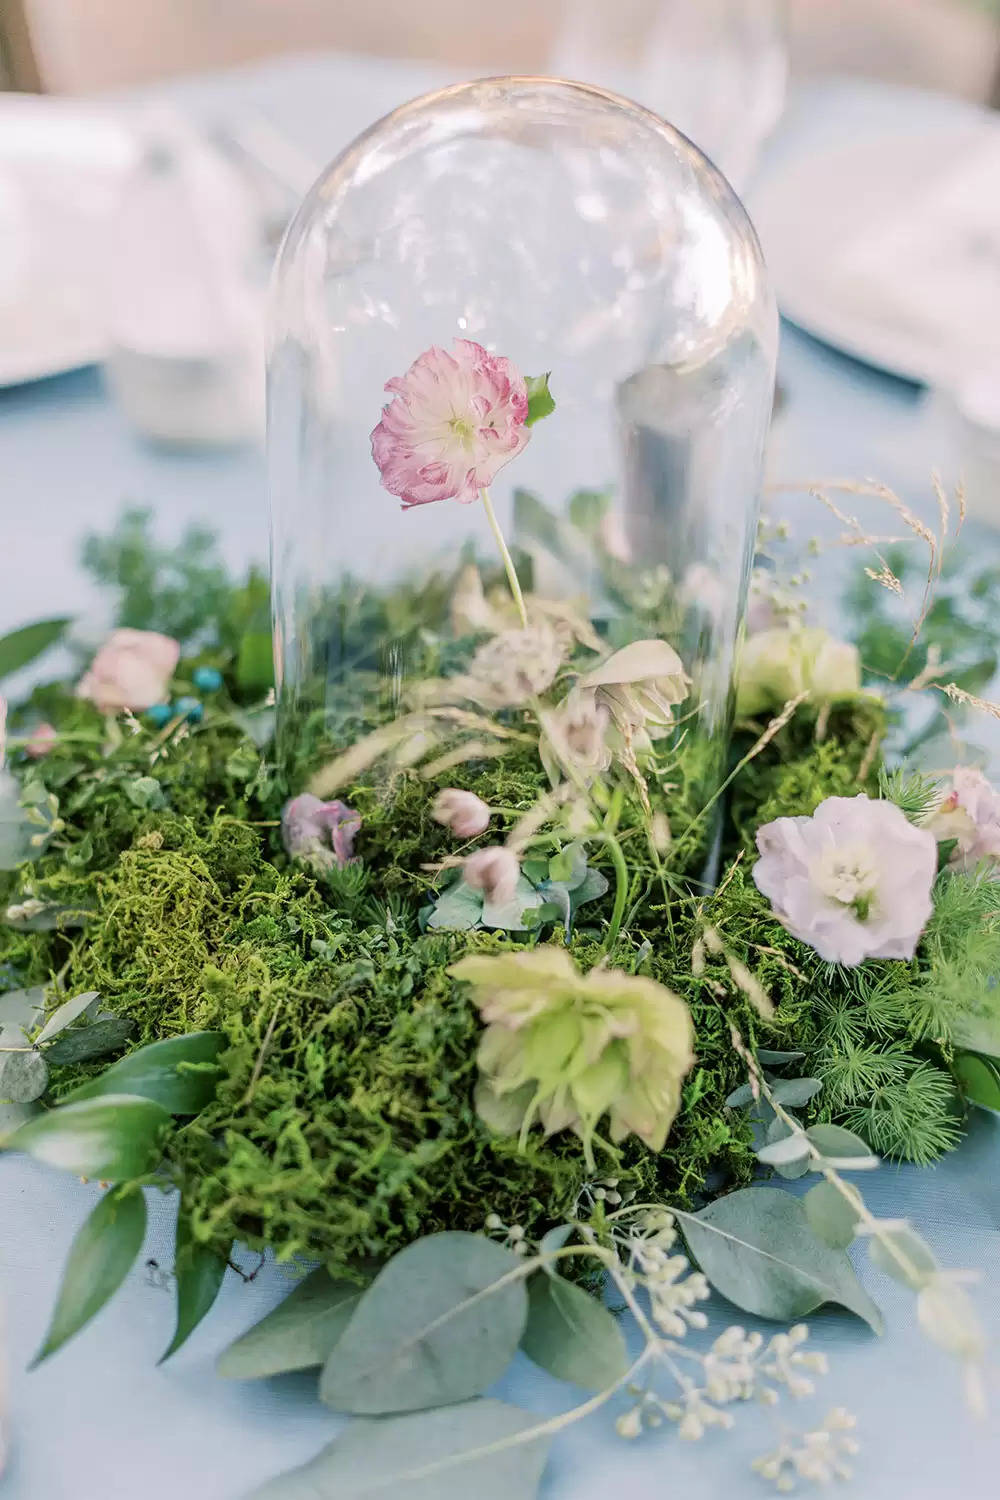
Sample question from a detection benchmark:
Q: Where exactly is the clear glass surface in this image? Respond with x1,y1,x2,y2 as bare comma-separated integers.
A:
268,76,777,869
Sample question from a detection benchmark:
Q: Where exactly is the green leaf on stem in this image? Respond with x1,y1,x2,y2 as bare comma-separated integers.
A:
868,1226,937,1290
954,1051,1000,1112
66,1031,226,1114
4,1093,169,1178
676,1187,883,1333
520,1272,628,1391
160,1210,229,1362
44,1016,135,1065
0,617,71,679
34,991,100,1046
218,1267,368,1379
320,1231,528,1415
803,1181,858,1250
32,1188,146,1364
805,1123,879,1170
247,1399,550,1500
0,1047,48,1103
524,374,555,427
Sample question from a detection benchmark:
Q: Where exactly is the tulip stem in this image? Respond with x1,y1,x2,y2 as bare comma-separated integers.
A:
479,486,528,628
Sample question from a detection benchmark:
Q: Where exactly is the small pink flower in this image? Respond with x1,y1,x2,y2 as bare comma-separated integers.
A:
370,339,530,509
25,723,57,759
929,767,1000,873
432,788,491,839
281,794,361,873
462,846,520,906
76,628,180,714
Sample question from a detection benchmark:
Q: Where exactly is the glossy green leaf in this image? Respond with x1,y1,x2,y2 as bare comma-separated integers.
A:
520,1273,628,1391
218,1267,367,1379
32,1189,146,1364
954,1052,1000,1113
0,1047,49,1103
44,1017,135,1065
160,1211,228,1362
67,1031,225,1114
803,1182,858,1250
247,1399,550,1500
675,1188,883,1332
320,1232,527,1415
5,1093,169,1177
0,617,71,679
524,373,555,427
35,991,99,1045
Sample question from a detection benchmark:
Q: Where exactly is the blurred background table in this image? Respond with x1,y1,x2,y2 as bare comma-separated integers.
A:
2,49,1000,1500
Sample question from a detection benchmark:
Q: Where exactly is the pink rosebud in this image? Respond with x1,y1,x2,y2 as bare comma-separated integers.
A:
76,628,180,714
25,722,57,759
462,846,520,906
281,793,361,873
432,788,491,839
370,339,530,509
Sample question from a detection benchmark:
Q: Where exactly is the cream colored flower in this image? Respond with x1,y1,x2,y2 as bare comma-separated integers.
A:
465,622,565,707
450,945,694,1160
579,639,689,744
737,627,860,717
539,689,612,787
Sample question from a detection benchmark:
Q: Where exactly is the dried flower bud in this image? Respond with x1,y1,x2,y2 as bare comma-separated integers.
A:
461,846,520,905
432,788,491,839
281,793,361,874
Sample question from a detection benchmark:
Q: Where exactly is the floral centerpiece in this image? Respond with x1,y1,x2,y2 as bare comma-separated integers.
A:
1,352,999,1497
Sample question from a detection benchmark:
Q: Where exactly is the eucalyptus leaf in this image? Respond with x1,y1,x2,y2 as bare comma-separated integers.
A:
426,880,484,932
954,1052,1000,1113
0,771,35,869
2,901,89,932
0,1047,48,1103
724,1083,757,1110
769,1078,823,1108
805,1123,879,1170
520,1273,627,1391
803,1182,858,1250
160,1211,228,1362
756,1049,806,1065
67,1031,226,1114
237,631,275,694
760,1118,811,1179
218,1267,369,1379
34,990,100,1045
247,1398,550,1500
32,1189,146,1364
0,986,46,1042
0,616,71,679
481,877,546,932
675,1188,883,1332
44,1017,135,1065
4,1093,170,1178
867,1227,937,1290
320,1231,528,1415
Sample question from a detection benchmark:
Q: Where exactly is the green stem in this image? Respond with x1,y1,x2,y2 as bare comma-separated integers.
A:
479,485,528,627
595,830,629,954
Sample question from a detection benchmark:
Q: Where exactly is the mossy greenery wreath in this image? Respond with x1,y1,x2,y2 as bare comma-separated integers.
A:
2,398,999,1491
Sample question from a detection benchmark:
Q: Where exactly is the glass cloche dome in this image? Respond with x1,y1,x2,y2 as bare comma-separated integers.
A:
269,77,776,883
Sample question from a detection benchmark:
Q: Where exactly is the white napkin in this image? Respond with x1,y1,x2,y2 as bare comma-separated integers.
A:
831,130,1000,384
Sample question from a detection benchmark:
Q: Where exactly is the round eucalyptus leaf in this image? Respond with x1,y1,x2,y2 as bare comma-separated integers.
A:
0,1047,49,1103
520,1272,628,1391
869,1226,937,1291
803,1181,858,1250
320,1231,528,1415
218,1268,368,1379
805,1123,879,1170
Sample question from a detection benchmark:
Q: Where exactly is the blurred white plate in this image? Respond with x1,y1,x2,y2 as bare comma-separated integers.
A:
0,95,138,387
750,113,1000,385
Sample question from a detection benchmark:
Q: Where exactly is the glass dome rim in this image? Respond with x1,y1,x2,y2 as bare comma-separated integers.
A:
270,72,768,288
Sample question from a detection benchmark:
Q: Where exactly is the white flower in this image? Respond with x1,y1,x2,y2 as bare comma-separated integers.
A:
461,846,520,904
927,766,1000,873
539,689,612,786
579,638,689,743
752,795,937,966
465,623,565,707
737,626,860,717
432,787,491,839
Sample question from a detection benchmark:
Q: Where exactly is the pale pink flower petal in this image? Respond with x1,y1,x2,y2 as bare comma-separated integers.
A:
462,846,521,905
281,793,361,872
432,788,491,839
76,629,180,714
370,339,530,509
753,794,936,966
929,767,1000,873
25,723,57,759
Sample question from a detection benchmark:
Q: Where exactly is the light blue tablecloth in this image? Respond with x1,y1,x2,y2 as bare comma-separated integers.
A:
1,58,999,1499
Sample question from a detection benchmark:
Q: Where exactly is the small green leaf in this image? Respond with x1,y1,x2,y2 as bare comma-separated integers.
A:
0,1047,49,1103
805,1123,879,1170
32,1189,146,1364
160,1211,228,1363
246,1399,550,1500
803,1182,858,1250
5,1094,169,1178
954,1052,1000,1113
35,991,100,1045
756,1049,806,1065
676,1188,883,1332
426,879,484,932
481,876,547,932
320,1231,527,1415
524,373,555,427
770,1077,823,1107
756,1132,811,1168
0,617,71,679
520,1273,627,1391
67,1031,225,1114
218,1267,368,1379
44,1017,135,1065
725,1083,757,1109
0,986,46,1041
868,1226,937,1291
